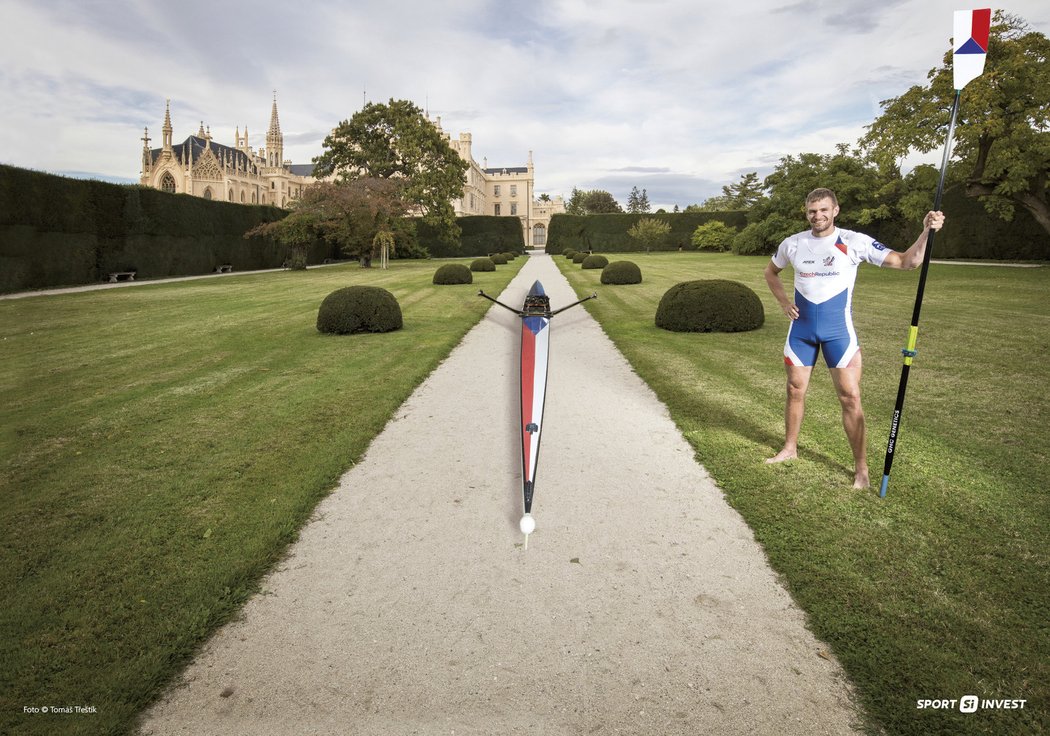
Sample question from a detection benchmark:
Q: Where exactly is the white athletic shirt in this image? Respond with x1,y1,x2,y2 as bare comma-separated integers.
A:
771,228,891,304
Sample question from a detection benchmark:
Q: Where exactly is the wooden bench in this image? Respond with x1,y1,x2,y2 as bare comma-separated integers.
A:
107,271,136,283
215,264,233,273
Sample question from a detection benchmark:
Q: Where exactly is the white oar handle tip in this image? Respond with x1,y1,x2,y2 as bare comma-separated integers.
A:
519,514,536,535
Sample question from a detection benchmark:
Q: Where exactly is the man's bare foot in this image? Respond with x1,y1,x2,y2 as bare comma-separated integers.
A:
853,471,870,489
765,449,797,464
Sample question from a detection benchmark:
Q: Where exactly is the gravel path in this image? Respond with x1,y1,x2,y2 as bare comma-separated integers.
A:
139,253,864,735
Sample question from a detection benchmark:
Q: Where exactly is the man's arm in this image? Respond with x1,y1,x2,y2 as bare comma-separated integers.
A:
881,211,946,270
764,260,798,320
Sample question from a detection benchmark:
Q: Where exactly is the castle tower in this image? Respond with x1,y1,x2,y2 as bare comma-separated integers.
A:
266,91,283,169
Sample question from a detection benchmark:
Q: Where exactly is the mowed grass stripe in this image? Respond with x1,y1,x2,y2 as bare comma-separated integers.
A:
0,258,523,736
556,252,1048,736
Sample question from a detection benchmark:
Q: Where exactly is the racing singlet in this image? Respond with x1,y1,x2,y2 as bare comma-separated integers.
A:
771,228,891,368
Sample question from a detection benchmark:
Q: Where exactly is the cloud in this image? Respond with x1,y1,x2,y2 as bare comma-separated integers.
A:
1,0,1048,205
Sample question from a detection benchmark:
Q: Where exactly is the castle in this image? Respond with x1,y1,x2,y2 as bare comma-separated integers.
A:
139,96,563,247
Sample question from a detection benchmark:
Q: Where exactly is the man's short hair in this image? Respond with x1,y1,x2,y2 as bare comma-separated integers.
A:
806,188,838,206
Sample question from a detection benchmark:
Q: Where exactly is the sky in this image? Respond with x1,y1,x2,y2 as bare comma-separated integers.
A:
1,0,1047,211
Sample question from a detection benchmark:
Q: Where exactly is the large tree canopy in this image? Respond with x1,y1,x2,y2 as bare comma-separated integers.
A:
862,12,1050,234
688,172,766,212
565,187,623,214
313,99,469,246
247,179,411,267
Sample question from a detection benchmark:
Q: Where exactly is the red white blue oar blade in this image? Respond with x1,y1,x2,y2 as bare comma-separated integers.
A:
953,8,990,91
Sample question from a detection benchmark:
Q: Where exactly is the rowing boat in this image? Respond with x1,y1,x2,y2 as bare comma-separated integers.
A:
478,277,596,546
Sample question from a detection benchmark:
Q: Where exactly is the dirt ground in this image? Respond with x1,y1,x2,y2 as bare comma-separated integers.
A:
138,253,864,735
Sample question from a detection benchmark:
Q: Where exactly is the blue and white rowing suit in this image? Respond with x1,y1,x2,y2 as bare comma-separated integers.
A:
771,228,891,368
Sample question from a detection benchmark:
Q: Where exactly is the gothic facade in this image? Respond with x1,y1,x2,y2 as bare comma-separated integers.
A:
139,96,317,208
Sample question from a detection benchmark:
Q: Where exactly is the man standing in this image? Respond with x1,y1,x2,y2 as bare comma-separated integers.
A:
763,188,945,488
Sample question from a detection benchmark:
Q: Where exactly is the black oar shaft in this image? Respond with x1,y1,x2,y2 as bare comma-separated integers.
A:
880,91,960,498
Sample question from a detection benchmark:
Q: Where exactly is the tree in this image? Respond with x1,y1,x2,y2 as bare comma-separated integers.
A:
627,186,652,213
566,188,623,214
861,12,1050,235
723,172,765,209
313,99,469,247
248,179,410,267
691,221,736,252
373,229,396,269
627,186,641,213
244,208,319,270
731,147,892,255
638,188,651,213
689,172,767,211
627,217,671,253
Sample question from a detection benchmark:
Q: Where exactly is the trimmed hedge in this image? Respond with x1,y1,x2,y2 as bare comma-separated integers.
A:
601,261,642,285
581,254,609,269
547,211,748,254
655,280,764,333
545,199,1050,260
0,164,331,292
420,216,525,258
470,257,496,272
316,286,403,334
433,263,473,284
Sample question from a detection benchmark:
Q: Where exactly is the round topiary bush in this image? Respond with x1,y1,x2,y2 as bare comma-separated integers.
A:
433,263,473,285
581,254,609,270
564,249,578,259
502,252,517,261
655,279,765,333
471,257,496,272
572,252,587,264
316,286,403,335
490,253,509,265
601,260,642,285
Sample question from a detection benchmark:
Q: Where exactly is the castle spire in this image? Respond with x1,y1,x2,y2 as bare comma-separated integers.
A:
266,90,284,169
162,99,172,151
268,90,281,137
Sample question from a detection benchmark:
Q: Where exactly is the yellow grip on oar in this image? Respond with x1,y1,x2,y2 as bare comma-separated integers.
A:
902,326,919,365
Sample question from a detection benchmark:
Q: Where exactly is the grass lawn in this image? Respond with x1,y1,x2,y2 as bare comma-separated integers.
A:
0,257,523,736
557,252,1048,736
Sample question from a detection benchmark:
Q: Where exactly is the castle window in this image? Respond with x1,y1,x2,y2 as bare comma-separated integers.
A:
494,185,501,197
203,187,213,200
511,203,518,216
494,204,501,216
510,185,517,197
161,172,176,194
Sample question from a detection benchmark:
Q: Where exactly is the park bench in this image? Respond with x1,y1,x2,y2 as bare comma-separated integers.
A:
215,264,233,273
107,271,136,283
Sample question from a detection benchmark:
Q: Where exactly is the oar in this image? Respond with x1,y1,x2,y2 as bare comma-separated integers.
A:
880,9,990,498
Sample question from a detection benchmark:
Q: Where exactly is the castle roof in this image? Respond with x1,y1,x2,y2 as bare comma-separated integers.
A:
148,136,316,178
148,135,259,175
